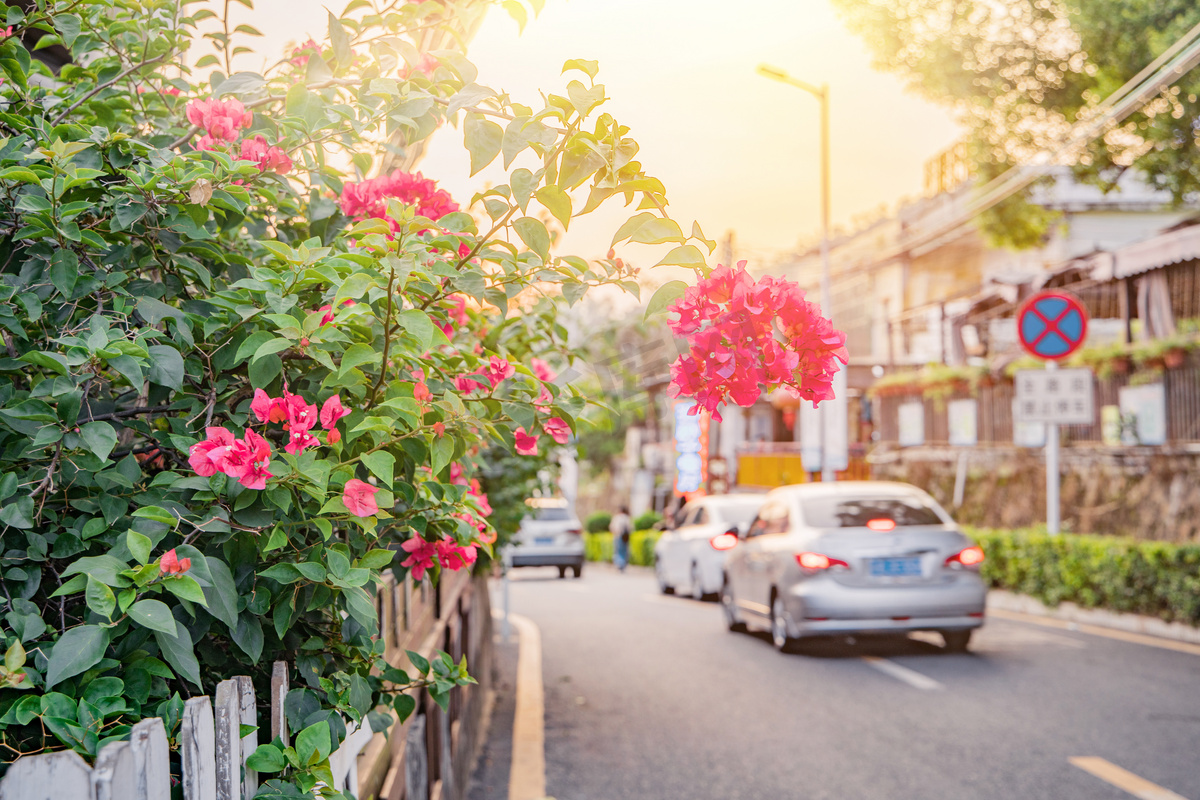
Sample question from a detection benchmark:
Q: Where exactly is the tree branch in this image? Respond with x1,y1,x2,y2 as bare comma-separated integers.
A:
50,54,167,126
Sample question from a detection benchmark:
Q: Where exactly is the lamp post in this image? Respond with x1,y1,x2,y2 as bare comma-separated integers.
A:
757,63,838,483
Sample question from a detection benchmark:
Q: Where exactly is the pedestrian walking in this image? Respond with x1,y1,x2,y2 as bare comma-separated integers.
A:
610,505,632,572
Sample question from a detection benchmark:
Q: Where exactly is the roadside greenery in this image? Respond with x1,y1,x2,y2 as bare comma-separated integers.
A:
0,0,722,791
584,530,660,567
971,527,1200,625
584,511,611,534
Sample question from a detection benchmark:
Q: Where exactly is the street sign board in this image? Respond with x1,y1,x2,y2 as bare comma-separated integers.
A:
1017,291,1088,360
1014,368,1095,424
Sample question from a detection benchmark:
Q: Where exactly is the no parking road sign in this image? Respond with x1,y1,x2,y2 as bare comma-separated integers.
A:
1018,291,1088,360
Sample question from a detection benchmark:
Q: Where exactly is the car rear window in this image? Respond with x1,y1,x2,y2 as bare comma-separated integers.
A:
533,507,571,521
715,500,763,526
801,496,946,528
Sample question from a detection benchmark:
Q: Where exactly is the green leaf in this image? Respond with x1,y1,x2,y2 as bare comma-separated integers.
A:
357,549,394,570
79,421,118,462
294,562,325,582
0,495,35,530
611,211,657,247
126,530,153,565
132,506,176,526
154,625,202,689
296,719,332,766
247,743,287,773
535,185,572,231
5,639,25,672
215,71,265,98
464,114,503,176
263,526,287,553
397,309,435,353
630,216,685,245
203,558,240,630
85,576,116,619
338,343,379,374
232,614,263,663
45,625,110,689
128,600,179,636
360,451,394,485
393,694,416,723
431,436,454,476
50,250,79,298
406,650,430,675
252,338,294,363
258,564,302,584
335,273,376,305
644,280,689,321
328,12,351,67
513,217,550,261
235,331,275,363
562,58,599,80
165,576,208,606
147,345,185,390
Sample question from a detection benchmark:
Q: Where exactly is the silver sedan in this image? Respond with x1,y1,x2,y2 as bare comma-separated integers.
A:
720,481,986,652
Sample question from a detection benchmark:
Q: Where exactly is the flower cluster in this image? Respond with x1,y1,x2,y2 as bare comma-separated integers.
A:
186,97,253,151
239,135,293,175
339,170,459,230
666,261,848,420
160,548,192,575
188,426,273,490
400,536,478,581
289,39,322,66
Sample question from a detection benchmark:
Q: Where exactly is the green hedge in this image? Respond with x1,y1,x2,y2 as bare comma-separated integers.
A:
584,531,662,567
970,527,1200,625
633,510,663,531
585,511,613,534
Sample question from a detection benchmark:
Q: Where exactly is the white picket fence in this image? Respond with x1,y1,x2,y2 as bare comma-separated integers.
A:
0,661,376,800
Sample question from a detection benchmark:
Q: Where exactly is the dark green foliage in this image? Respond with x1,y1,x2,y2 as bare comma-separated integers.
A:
584,511,612,534
632,510,662,531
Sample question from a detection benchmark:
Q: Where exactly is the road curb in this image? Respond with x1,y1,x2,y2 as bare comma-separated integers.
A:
987,589,1200,647
505,612,546,800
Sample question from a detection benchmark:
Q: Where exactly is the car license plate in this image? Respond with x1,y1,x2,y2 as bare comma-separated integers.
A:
869,557,922,577
534,537,554,545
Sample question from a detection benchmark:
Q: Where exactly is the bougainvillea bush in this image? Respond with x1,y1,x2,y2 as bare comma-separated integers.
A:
0,0,727,792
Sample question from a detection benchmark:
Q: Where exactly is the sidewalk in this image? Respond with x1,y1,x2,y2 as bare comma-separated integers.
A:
987,589,1200,648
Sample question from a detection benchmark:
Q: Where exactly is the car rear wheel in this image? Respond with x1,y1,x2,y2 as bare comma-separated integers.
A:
721,578,745,632
655,560,674,595
557,566,567,579
942,630,972,652
771,594,800,653
572,564,582,578
690,564,705,601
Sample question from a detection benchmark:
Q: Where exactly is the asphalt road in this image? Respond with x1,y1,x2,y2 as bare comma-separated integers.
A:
469,563,1200,800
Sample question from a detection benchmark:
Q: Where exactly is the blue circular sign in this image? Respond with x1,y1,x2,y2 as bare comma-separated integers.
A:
1017,291,1088,360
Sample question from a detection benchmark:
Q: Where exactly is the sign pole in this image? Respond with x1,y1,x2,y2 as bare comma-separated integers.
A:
1045,360,1060,535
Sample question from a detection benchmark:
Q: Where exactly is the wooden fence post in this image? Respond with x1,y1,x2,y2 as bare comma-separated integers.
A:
214,679,241,800
129,717,170,799
0,750,96,800
182,696,217,800
404,714,428,800
271,661,289,747
93,739,135,800
235,676,258,799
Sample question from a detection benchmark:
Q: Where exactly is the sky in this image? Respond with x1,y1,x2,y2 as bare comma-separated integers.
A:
224,0,962,269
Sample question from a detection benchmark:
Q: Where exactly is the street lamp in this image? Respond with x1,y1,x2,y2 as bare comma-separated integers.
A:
757,62,838,483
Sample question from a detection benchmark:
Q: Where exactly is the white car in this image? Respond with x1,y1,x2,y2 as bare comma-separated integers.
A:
507,498,585,578
654,493,766,599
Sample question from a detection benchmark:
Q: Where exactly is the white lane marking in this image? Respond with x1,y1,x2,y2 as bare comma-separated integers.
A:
862,656,944,690
1070,757,1191,800
507,612,545,800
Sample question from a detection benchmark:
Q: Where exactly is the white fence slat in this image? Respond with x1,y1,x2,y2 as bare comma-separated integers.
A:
235,676,258,799
182,696,217,800
0,749,96,800
329,719,376,794
214,679,241,800
93,740,135,800
270,662,288,746
129,717,170,800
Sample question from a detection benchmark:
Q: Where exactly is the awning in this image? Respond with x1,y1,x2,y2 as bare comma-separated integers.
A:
1113,224,1200,279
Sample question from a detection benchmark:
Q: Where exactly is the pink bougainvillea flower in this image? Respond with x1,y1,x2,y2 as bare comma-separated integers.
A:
530,358,556,382
413,381,432,403
437,539,478,572
239,135,293,175
485,356,514,387
433,422,445,436
186,97,252,142
320,394,349,429
468,479,492,517
282,391,318,432
513,426,539,456
543,417,571,445
159,548,192,575
236,430,273,490
284,427,318,456
343,478,380,517
327,428,342,445
454,373,484,394
188,427,235,477
400,536,438,580
339,170,458,234
449,462,466,485
250,388,275,423
534,385,552,411
289,38,322,66
194,133,221,152
665,261,848,421
318,299,356,327
399,52,440,80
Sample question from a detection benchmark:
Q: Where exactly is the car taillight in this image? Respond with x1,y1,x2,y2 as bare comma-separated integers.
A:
945,546,984,568
565,528,582,536
709,533,738,551
796,552,849,571
866,518,896,532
